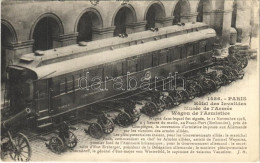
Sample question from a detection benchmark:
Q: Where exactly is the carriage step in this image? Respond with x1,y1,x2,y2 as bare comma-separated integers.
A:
37,116,51,121
37,123,53,129
39,109,49,117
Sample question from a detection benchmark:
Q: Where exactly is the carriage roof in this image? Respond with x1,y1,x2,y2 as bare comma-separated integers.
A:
20,28,215,80
18,22,208,67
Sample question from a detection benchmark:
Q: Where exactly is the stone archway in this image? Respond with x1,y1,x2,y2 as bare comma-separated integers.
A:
1,20,17,82
173,0,191,24
231,0,237,28
197,0,212,23
112,5,137,36
30,13,64,51
145,2,166,29
76,8,103,42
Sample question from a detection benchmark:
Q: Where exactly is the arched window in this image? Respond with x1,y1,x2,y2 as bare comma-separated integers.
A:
145,3,165,29
231,0,237,28
173,0,190,24
76,9,103,42
32,15,63,51
197,0,212,23
1,21,17,82
113,6,136,36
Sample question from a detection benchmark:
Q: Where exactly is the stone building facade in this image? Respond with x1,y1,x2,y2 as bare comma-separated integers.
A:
1,0,258,81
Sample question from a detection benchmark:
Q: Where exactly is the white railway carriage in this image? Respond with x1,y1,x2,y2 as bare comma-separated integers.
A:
5,26,216,130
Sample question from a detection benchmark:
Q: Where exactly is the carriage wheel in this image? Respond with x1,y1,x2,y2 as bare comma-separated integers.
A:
204,79,217,92
227,56,238,65
200,80,210,93
170,91,182,106
88,123,104,139
240,56,248,69
1,148,5,160
229,71,236,81
186,86,196,100
126,108,141,123
155,98,166,113
163,96,175,109
115,112,132,127
214,76,222,89
124,101,136,110
48,136,64,154
238,70,245,79
99,118,115,134
9,133,32,161
179,90,190,102
193,83,204,96
141,101,158,117
225,68,236,81
219,74,229,85
231,69,240,80
65,131,78,149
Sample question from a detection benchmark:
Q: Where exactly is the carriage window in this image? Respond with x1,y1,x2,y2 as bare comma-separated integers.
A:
187,44,194,57
127,58,137,73
159,50,168,65
122,61,127,75
112,62,123,77
143,54,153,69
194,42,200,55
51,77,60,95
24,80,33,100
88,68,104,84
152,52,159,67
35,80,48,98
181,46,187,59
199,40,207,53
206,39,213,51
104,64,112,78
74,74,81,90
168,48,174,62
67,76,74,92
60,77,66,94
78,73,87,88
173,47,181,60
137,57,144,71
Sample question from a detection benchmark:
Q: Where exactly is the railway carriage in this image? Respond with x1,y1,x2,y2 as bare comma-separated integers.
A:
4,27,216,131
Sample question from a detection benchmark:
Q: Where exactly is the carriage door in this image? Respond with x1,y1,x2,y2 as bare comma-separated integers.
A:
34,79,50,114
48,78,54,113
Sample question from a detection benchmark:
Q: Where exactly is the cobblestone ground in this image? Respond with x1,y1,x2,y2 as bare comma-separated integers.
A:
2,38,258,161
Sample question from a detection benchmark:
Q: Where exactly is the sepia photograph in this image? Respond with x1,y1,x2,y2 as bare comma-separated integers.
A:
1,0,259,162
